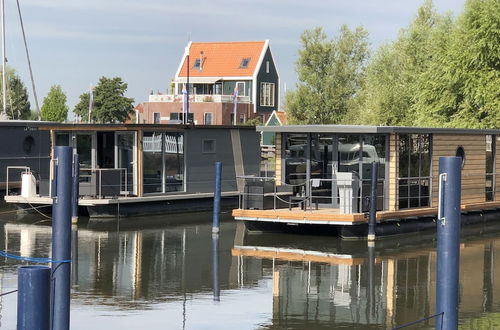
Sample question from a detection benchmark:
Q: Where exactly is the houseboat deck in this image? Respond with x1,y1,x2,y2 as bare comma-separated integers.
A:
233,200,500,226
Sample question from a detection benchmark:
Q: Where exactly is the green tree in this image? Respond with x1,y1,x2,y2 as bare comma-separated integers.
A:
285,26,369,124
74,76,134,123
40,85,68,122
414,0,500,128
0,68,31,120
353,0,452,126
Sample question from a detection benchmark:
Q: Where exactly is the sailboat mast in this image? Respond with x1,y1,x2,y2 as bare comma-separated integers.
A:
1,0,6,116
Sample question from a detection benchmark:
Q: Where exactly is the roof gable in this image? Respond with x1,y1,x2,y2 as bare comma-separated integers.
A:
177,41,267,78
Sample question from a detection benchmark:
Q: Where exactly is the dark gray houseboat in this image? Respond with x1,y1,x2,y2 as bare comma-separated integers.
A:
5,123,260,218
0,121,50,195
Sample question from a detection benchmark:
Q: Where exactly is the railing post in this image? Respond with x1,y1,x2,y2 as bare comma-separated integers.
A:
436,156,461,330
71,153,79,224
51,146,73,330
17,266,50,330
212,161,222,233
368,162,379,241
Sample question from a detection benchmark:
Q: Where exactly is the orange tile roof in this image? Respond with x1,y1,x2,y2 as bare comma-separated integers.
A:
276,111,287,124
177,41,266,78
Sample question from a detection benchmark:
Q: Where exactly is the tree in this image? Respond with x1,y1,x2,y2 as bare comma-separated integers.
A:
353,0,452,126
40,85,68,122
74,76,134,123
285,26,369,124
414,0,500,128
0,68,31,120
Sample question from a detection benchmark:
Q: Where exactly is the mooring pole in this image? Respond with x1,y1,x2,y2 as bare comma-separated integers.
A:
212,232,220,301
17,266,50,330
436,156,461,330
212,161,222,233
71,153,79,224
51,146,73,330
368,162,379,241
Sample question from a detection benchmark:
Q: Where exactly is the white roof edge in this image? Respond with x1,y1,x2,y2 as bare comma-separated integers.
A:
174,41,192,80
252,40,269,113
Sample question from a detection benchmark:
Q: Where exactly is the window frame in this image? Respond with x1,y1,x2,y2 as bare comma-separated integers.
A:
260,82,275,107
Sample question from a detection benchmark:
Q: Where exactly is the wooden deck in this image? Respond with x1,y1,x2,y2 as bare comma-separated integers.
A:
232,201,500,226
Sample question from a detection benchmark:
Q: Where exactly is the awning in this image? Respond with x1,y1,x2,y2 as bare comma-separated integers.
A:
174,77,222,84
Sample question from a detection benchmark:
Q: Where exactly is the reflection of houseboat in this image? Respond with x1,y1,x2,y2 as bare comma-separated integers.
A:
233,125,500,238
5,123,260,218
0,121,50,194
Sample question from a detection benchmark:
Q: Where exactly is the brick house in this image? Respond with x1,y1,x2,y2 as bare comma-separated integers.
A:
136,40,280,125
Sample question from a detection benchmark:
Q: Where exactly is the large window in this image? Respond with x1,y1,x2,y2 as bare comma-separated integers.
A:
260,82,275,107
143,132,184,194
486,135,495,201
398,134,431,209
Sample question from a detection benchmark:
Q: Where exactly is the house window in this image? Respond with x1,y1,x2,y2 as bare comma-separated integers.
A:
193,58,201,70
486,135,495,201
236,82,245,96
266,61,269,73
260,82,275,107
202,139,216,153
204,113,213,125
153,112,160,124
240,58,250,68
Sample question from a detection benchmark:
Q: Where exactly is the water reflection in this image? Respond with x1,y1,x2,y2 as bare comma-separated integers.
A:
0,215,500,329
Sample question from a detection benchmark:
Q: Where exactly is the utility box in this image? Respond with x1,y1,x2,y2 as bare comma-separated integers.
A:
337,172,359,214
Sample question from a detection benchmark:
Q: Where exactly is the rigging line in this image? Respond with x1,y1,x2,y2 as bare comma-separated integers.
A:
16,0,39,116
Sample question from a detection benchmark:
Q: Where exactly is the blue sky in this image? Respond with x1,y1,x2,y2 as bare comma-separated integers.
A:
4,0,465,116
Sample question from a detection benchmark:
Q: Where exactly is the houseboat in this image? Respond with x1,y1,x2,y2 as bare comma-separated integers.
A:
5,123,260,218
0,121,50,195
232,125,500,238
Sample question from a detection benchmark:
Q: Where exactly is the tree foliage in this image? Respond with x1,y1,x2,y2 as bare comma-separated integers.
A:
74,76,134,123
41,85,68,122
353,0,452,126
0,68,31,120
285,26,369,124
413,0,500,128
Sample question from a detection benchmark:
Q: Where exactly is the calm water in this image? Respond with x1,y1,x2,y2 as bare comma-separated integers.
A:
1,209,500,329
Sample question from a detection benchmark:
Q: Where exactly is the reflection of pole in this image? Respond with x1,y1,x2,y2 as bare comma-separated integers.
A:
367,242,375,322
17,266,50,330
212,233,220,301
483,242,493,312
51,146,73,330
1,0,6,117
436,157,461,330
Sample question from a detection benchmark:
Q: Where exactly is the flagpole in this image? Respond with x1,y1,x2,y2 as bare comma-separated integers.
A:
87,84,93,123
1,0,6,117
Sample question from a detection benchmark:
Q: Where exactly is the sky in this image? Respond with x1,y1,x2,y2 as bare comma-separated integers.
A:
4,0,466,117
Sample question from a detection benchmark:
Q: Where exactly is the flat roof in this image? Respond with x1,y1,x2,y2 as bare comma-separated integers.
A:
257,124,500,135
24,123,257,131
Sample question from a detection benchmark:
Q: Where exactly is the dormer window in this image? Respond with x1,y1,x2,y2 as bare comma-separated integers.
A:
193,58,202,70
240,58,250,68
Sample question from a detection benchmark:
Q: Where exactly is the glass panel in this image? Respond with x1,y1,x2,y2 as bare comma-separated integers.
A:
143,132,163,194
164,133,184,192
77,135,92,169
55,133,69,146
420,134,431,177
409,134,420,178
398,134,409,178
118,133,135,194
338,135,360,175
310,134,333,204
362,135,386,211
284,134,307,187
486,135,495,201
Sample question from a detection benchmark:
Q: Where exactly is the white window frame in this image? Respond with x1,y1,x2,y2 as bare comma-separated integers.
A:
266,61,270,73
260,82,275,107
204,112,213,125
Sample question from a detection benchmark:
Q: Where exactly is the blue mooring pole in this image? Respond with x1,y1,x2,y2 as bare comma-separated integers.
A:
436,156,461,330
17,266,50,330
51,146,73,330
212,161,222,233
368,162,378,241
71,153,80,224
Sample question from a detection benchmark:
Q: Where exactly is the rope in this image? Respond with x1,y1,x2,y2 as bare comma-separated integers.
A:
0,289,17,297
0,251,71,264
392,312,444,329
0,204,51,216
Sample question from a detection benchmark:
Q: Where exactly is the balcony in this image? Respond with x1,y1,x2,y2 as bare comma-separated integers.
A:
149,94,251,104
